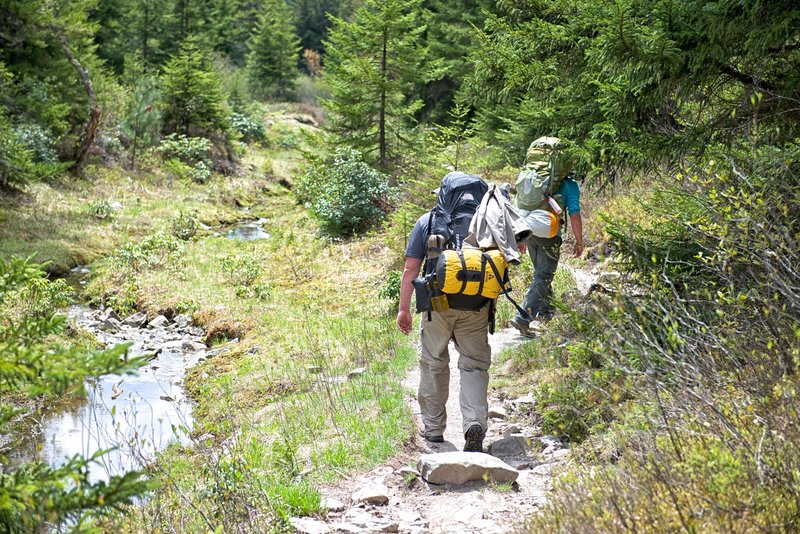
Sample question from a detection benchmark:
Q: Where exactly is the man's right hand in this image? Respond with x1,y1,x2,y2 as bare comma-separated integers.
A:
396,310,413,335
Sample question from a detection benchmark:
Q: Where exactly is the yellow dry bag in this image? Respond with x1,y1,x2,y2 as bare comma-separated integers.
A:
435,248,509,299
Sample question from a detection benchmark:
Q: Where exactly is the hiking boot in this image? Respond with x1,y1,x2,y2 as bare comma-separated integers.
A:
419,429,444,443
463,425,485,453
510,317,535,338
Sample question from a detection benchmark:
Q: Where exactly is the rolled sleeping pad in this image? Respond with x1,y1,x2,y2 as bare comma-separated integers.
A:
522,209,559,238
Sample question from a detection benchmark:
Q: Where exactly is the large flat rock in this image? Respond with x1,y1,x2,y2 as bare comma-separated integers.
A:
418,451,519,485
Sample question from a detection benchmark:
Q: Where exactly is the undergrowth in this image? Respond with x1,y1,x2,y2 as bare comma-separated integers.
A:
522,145,800,532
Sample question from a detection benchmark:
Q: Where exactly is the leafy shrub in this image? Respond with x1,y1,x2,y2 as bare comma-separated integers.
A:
112,232,184,272
170,210,199,240
230,112,265,143
157,133,212,165
379,269,402,307
88,199,114,220
14,122,59,164
527,145,800,532
188,161,211,183
297,148,390,236
0,256,73,319
220,254,261,287
0,113,35,189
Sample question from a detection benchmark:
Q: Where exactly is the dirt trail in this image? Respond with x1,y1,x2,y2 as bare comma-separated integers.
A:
306,327,567,534
303,264,599,534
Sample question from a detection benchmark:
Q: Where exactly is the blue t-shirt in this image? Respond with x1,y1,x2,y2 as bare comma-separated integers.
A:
558,178,581,216
405,213,430,260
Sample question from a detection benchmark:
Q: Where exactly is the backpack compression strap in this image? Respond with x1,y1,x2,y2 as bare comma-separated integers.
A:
483,252,528,319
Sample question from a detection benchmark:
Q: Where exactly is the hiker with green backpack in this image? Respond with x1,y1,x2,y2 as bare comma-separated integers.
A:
510,137,584,338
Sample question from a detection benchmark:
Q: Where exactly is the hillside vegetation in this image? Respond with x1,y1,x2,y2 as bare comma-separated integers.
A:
0,0,798,532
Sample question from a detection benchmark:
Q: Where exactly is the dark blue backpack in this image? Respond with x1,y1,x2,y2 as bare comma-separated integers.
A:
426,171,488,259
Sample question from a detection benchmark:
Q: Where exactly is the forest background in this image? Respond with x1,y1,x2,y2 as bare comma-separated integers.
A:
0,0,798,531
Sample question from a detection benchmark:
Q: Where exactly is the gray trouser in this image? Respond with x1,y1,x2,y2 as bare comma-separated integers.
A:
516,235,562,322
418,306,491,436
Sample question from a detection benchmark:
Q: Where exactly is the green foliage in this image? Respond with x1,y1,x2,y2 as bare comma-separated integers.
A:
427,99,475,171
160,40,229,138
297,148,390,236
422,0,493,122
322,0,441,168
467,0,800,173
528,144,800,530
171,210,199,240
379,269,402,306
0,256,72,319
157,134,212,164
220,253,262,287
13,122,59,165
188,160,212,183
290,0,352,55
112,232,185,272
230,112,265,143
0,112,36,189
120,71,161,168
0,256,152,530
246,0,301,101
88,199,115,220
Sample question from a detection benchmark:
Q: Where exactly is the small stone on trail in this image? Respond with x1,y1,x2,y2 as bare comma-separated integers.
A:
539,435,562,449
321,496,345,512
513,393,536,405
148,315,170,328
347,367,366,380
546,448,570,461
288,517,331,534
172,314,192,329
98,318,122,332
417,451,519,486
351,482,390,505
123,311,147,327
104,307,121,321
487,435,528,457
182,340,207,352
488,406,507,419
188,326,204,337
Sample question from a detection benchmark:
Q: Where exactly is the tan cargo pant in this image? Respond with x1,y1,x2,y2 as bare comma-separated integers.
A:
418,306,491,437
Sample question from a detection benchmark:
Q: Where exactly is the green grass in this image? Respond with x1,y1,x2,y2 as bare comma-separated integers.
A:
2,108,420,531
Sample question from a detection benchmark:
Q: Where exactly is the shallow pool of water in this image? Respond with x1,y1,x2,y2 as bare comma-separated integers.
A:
223,218,270,241
10,306,205,482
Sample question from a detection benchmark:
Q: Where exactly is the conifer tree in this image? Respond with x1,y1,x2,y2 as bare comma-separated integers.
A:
323,0,437,168
161,39,229,137
422,0,492,123
246,0,301,101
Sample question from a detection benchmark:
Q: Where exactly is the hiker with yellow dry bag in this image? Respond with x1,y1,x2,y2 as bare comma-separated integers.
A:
396,171,530,453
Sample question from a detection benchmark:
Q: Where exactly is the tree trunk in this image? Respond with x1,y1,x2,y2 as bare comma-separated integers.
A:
58,32,101,175
379,29,387,169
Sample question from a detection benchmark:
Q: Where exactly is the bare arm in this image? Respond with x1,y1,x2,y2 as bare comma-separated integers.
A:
570,213,584,257
396,256,423,335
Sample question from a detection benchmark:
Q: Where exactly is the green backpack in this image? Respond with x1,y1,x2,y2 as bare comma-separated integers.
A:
514,136,571,212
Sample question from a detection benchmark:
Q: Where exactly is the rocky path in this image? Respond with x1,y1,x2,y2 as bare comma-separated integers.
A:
292,327,571,534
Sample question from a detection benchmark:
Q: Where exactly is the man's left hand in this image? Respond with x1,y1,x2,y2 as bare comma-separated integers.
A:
573,243,584,257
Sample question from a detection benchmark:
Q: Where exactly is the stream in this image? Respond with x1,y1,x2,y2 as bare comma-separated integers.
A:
8,218,269,482
9,306,208,482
